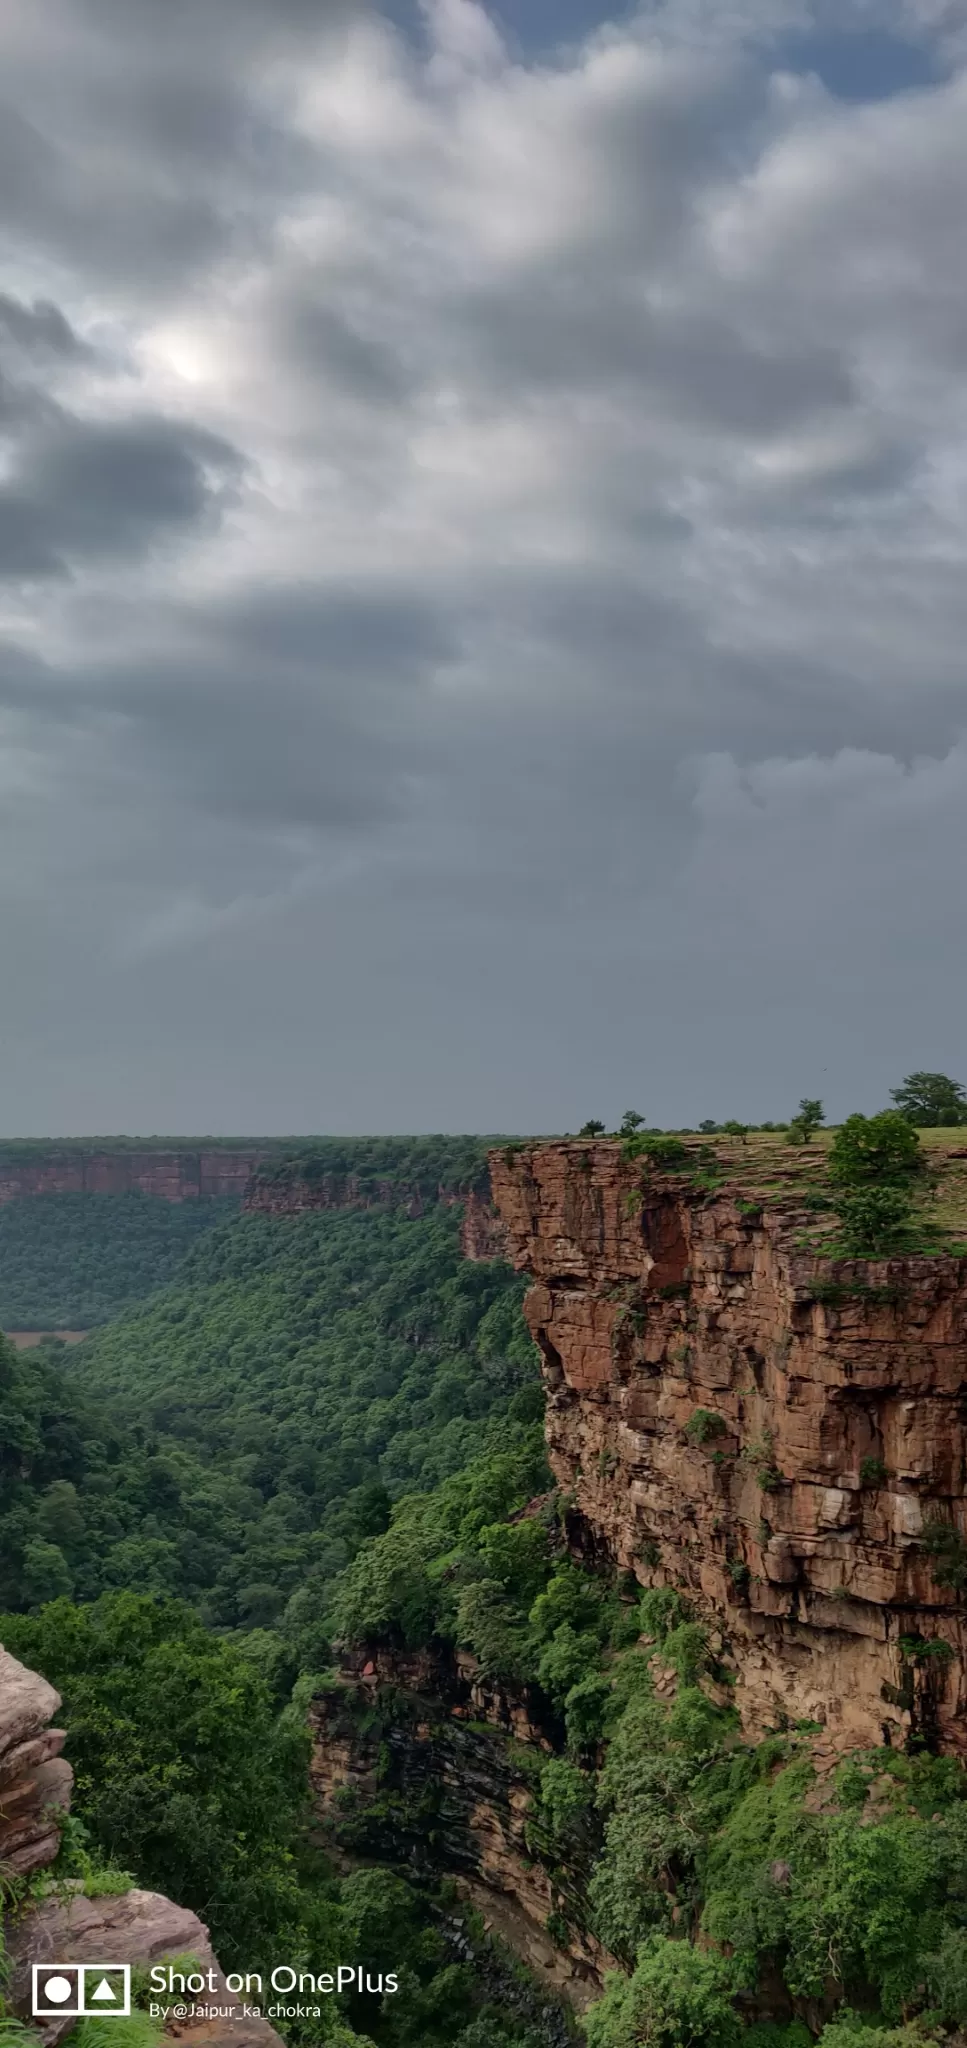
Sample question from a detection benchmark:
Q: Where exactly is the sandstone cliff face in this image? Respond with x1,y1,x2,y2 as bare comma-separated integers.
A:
0,1647,71,1876
244,1169,432,1218
310,1648,608,2008
0,1644,281,2048
0,1150,273,1204
489,1142,967,1755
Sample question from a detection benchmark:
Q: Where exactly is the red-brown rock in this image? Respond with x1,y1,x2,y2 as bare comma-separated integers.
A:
489,1141,967,1754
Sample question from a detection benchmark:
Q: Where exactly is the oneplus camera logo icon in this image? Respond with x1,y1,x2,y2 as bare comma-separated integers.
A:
32,1965,131,2019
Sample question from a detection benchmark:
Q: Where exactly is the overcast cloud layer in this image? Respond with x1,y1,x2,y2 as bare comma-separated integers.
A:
1,0,966,1134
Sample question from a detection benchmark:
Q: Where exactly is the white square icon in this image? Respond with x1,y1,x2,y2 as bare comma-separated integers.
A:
32,1965,131,2018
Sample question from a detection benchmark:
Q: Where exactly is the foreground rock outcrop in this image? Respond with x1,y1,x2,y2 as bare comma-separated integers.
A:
0,1643,282,2048
0,1648,72,1877
488,1141,967,1755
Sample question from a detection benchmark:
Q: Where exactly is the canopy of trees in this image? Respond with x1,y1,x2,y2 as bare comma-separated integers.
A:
0,1206,541,1649
0,1192,238,1329
890,1072,967,1127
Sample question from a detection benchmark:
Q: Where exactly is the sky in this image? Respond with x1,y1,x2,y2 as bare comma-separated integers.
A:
1,0,967,1136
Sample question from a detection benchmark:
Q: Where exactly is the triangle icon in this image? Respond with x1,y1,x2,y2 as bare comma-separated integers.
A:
91,1980,119,2003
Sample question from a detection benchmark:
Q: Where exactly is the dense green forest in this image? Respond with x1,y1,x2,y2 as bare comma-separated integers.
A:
250,1134,495,1193
0,1193,238,1329
0,1206,541,1648
0,1180,554,2048
1,1589,553,2048
0,1136,497,1330
4,1152,967,2048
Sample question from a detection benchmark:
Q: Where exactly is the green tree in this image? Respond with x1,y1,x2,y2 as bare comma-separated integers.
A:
585,1937,741,2048
36,1480,86,1554
787,1099,825,1146
0,1592,321,1967
829,1113,921,1188
21,1538,73,1603
619,1112,646,1137
579,1121,606,1137
890,1072,967,1127
835,1188,914,1254
797,1099,825,1138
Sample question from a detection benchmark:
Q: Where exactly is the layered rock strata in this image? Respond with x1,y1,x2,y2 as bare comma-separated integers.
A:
310,1648,608,2008
0,1149,272,1203
488,1142,967,1754
0,1647,72,1876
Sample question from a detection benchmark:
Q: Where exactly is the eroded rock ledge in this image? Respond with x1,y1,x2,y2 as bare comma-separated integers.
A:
488,1141,967,1754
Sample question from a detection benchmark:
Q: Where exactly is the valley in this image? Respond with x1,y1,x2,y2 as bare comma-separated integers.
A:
3,1124,967,2048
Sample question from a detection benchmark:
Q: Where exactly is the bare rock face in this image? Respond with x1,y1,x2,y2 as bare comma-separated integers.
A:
310,1650,609,2008
243,1169,428,1216
0,1646,71,1876
460,1190,510,1262
489,1142,967,1755
5,1891,281,2048
0,1149,272,1203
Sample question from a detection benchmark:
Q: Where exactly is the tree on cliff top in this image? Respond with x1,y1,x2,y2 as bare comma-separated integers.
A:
829,1112,921,1187
890,1071,967,1127
828,1112,922,1253
787,1099,825,1146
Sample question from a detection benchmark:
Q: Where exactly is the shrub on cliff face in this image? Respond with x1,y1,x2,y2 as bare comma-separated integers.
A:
685,1408,727,1448
835,1187,916,1254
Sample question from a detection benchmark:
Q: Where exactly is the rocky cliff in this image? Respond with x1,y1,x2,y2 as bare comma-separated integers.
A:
243,1171,504,1261
309,1647,607,2011
0,1149,277,1203
488,1140,967,1756
244,1169,436,1218
0,1645,281,2048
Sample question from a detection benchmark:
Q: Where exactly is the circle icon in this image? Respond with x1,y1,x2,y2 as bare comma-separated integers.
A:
43,1978,74,2006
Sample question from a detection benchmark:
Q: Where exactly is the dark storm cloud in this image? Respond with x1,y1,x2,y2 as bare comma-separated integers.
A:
0,413,245,580
0,293,91,360
1,0,967,1135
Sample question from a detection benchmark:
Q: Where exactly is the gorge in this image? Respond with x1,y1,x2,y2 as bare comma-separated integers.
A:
6,1127,967,2048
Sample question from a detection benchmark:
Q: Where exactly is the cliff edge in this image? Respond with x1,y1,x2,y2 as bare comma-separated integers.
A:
489,1139,967,1755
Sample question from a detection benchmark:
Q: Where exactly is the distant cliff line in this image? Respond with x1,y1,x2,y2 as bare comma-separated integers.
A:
0,1145,280,1203
0,1138,512,1232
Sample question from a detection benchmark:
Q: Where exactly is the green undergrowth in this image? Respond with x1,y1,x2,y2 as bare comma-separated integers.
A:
0,1594,550,2048
332,1484,967,2045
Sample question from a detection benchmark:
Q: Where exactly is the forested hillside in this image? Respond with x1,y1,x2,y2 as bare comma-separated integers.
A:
0,1179,553,2048
6,1137,967,2048
0,1191,238,1329
0,1205,542,1646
